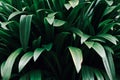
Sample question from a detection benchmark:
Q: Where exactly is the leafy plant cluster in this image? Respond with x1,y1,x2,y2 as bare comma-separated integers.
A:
0,0,120,80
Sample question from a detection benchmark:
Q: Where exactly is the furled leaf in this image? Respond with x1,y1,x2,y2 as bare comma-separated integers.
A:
19,52,33,72
20,15,33,50
68,46,83,73
2,48,22,80
33,48,45,61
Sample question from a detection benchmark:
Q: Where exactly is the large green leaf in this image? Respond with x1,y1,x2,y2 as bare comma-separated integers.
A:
92,42,116,80
68,46,83,73
1,48,22,80
19,52,33,72
20,15,33,50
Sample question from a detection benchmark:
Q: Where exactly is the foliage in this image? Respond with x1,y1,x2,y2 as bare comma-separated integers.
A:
0,0,120,80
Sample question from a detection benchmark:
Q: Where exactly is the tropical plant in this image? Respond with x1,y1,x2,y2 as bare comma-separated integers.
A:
0,0,120,80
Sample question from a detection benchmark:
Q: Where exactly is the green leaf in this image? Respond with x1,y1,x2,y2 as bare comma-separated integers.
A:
1,61,5,77
64,3,71,10
30,70,42,80
53,19,66,27
103,6,116,16
0,21,13,30
33,48,45,61
20,70,42,80
94,69,104,80
105,0,113,6
92,43,115,80
104,46,116,80
20,15,33,50
69,0,79,8
97,34,118,45
70,27,90,44
42,43,53,51
85,41,94,49
68,46,83,73
92,42,106,58
8,11,24,20
45,12,58,25
19,52,33,72
2,48,22,80
82,66,94,80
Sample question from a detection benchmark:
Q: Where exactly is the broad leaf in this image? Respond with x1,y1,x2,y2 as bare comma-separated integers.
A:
19,52,33,72
68,46,83,73
2,48,22,80
20,15,33,50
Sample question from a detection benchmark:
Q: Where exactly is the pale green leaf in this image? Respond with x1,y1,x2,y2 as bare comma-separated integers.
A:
68,46,83,73
33,48,45,61
105,0,113,6
85,41,94,49
2,48,22,80
0,21,13,30
69,0,79,8
53,19,66,27
19,52,33,72
8,11,24,20
64,3,71,10
92,42,106,58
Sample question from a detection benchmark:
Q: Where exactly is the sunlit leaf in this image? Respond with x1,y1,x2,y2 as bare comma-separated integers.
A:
68,46,83,73
33,48,45,61
2,48,22,80
19,52,33,72
53,19,66,27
